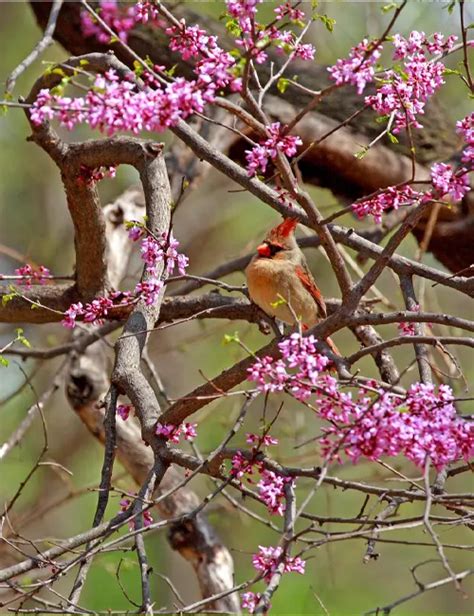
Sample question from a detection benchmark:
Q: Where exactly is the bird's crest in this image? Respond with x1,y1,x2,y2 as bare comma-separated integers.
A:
271,217,298,239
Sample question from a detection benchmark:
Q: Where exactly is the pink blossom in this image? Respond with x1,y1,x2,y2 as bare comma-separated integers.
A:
430,163,470,202
117,404,132,421
252,545,306,581
398,304,420,336
245,122,302,176
140,236,164,273
392,31,457,59
247,333,473,470
61,302,85,329
77,164,116,185
274,2,305,22
127,223,144,242
135,1,160,24
293,42,316,61
365,37,447,132
80,0,140,44
83,296,114,324
15,264,51,286
246,433,279,447
30,70,211,136
352,185,422,224
156,422,181,443
230,450,257,480
120,496,153,530
328,38,381,94
257,470,293,516
156,421,198,443
241,592,265,614
182,422,198,441
456,113,474,167
134,279,164,305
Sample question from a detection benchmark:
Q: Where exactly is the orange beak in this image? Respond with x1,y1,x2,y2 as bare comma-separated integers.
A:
257,242,271,257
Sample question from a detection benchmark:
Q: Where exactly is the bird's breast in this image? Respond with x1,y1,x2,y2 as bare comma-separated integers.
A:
245,258,319,327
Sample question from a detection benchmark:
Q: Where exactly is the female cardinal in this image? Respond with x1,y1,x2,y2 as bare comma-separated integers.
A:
245,218,339,355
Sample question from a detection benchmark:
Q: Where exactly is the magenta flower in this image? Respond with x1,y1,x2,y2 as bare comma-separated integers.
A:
274,2,304,22
245,122,302,176
61,302,85,329
430,162,470,202
352,185,422,224
15,264,51,286
247,333,474,470
117,404,132,421
252,545,306,581
241,592,265,614
328,38,381,95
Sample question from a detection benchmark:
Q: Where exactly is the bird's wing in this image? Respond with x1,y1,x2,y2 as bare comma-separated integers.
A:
295,264,327,319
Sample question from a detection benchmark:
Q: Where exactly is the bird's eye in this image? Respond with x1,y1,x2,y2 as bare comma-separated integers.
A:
268,243,284,256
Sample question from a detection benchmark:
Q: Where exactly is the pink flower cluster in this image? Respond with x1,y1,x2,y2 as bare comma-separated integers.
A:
241,592,265,614
166,19,242,94
138,233,188,277
274,2,305,23
430,162,470,202
61,291,132,329
397,304,419,336
61,222,189,327
80,0,138,44
456,112,474,167
248,333,474,470
391,31,457,60
319,382,474,470
328,38,381,95
352,185,422,224
330,31,457,132
245,122,302,176
227,0,314,65
14,264,51,286
117,403,132,421
252,545,306,581
134,1,160,24
248,333,330,400
120,497,153,531
77,164,116,185
231,434,291,515
30,69,208,136
155,421,197,443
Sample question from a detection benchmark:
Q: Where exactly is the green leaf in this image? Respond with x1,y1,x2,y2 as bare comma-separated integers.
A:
316,14,336,32
165,64,178,78
445,1,456,14
225,17,242,38
16,329,31,348
2,292,17,306
223,332,240,345
381,2,398,13
443,67,462,77
0,356,9,367
270,295,287,309
387,131,399,144
277,77,290,94
354,147,368,160
133,60,144,77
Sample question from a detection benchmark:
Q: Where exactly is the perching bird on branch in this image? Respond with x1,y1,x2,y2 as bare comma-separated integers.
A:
246,217,339,355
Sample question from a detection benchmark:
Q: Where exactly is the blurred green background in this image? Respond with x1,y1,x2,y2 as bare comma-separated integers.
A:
0,1,472,614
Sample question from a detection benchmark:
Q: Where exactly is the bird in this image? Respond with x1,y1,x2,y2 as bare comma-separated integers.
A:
245,217,339,356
